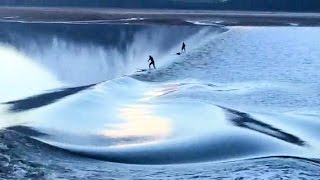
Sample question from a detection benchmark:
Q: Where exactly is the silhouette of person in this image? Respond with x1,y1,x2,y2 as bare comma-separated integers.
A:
181,42,186,53
148,55,156,70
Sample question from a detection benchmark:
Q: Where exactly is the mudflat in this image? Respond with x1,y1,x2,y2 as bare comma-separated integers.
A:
0,7,320,26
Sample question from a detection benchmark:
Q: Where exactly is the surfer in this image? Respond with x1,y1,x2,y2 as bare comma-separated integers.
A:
148,55,156,70
181,42,186,53
176,42,186,55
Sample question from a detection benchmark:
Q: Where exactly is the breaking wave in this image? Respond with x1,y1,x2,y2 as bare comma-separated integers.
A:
0,21,319,170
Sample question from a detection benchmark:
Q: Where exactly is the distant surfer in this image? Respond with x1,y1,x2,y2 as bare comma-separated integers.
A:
181,42,186,53
176,42,186,55
148,55,156,70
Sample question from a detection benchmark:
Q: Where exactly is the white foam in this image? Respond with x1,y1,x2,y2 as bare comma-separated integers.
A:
0,44,62,102
13,26,214,86
121,17,145,21
2,16,19,19
288,23,299,26
187,20,224,27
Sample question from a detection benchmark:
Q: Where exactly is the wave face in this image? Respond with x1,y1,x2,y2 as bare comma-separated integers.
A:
0,22,220,86
0,20,320,178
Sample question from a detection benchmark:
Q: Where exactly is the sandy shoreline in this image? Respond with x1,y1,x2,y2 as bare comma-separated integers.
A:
0,7,320,26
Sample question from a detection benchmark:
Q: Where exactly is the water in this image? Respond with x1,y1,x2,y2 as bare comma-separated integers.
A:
0,20,320,179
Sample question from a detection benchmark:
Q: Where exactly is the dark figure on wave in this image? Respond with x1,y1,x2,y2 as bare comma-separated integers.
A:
181,42,186,53
176,42,186,55
148,55,156,70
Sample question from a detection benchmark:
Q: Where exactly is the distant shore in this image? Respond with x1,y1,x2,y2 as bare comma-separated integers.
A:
0,7,320,26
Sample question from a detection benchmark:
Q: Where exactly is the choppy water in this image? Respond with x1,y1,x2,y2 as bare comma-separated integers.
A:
0,20,320,179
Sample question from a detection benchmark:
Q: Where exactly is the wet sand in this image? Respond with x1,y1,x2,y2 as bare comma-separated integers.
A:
0,7,320,26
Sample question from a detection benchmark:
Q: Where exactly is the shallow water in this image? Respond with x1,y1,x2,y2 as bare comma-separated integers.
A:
0,20,320,179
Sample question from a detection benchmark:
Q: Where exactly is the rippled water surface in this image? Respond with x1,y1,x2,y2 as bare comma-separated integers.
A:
0,20,320,179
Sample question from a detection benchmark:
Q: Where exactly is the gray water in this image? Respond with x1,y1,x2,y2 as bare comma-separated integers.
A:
0,21,320,179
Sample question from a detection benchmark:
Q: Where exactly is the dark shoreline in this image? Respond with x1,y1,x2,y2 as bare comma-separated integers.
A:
0,7,320,26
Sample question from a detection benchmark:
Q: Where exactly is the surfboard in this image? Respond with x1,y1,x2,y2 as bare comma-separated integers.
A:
135,68,155,74
135,68,148,73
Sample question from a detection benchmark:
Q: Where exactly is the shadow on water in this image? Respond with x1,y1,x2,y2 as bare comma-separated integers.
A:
4,84,95,112
220,106,306,146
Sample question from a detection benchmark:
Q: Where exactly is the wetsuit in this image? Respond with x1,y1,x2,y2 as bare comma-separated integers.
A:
182,42,186,53
148,56,156,69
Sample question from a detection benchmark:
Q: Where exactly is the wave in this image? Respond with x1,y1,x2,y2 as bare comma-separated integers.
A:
0,22,319,167
1,127,320,180
2,76,318,164
0,129,305,165
0,22,224,86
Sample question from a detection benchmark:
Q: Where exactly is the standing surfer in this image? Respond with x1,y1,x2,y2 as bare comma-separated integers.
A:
148,55,156,70
181,42,186,53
